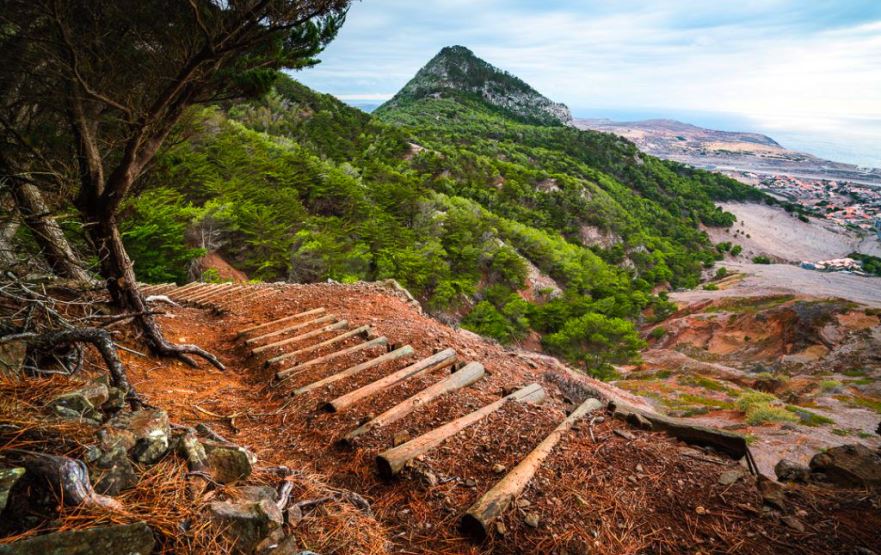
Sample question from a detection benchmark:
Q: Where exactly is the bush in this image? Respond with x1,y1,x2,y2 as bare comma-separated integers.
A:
703,283,719,291
752,255,771,264
542,312,645,378
714,267,728,280
648,326,667,340
730,244,742,256
819,380,843,393
736,391,798,425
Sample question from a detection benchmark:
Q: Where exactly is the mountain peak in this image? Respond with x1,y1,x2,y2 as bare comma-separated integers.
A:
380,46,572,125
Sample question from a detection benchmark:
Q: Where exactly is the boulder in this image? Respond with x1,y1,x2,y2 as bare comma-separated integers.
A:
775,459,811,483
102,386,127,412
208,499,284,554
809,444,881,488
0,467,25,512
0,521,155,555
46,383,109,423
104,409,170,465
203,441,255,484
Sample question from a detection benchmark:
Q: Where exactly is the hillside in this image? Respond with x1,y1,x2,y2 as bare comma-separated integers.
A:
121,47,771,380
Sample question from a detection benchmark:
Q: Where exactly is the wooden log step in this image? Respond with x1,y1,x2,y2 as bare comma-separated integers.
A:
324,348,457,413
238,307,326,336
252,318,345,355
344,362,485,442
196,284,246,303
174,283,219,300
292,345,415,397
246,313,335,346
461,396,603,541
141,283,174,294
170,282,209,298
276,336,388,380
186,283,237,302
267,325,370,367
376,383,546,478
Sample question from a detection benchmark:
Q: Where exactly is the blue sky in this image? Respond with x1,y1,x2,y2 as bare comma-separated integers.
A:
294,0,881,120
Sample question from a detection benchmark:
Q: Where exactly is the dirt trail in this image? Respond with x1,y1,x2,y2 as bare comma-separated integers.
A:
122,282,881,554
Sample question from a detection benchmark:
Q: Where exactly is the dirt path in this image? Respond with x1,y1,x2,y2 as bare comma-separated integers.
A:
123,282,881,554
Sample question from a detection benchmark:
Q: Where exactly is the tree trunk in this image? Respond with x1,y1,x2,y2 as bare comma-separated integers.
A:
9,181,89,281
86,215,224,370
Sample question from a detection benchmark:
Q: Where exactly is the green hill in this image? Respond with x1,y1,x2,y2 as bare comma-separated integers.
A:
126,47,765,376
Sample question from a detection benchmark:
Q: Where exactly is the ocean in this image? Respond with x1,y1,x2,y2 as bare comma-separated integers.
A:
573,107,881,170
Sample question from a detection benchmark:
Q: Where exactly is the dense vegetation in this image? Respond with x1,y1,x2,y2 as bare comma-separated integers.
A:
122,52,765,377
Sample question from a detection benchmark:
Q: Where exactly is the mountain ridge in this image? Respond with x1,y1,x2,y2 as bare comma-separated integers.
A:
377,45,572,125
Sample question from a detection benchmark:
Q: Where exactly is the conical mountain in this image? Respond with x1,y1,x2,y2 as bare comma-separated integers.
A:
378,46,572,125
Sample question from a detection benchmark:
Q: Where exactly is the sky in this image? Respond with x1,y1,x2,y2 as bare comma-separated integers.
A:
295,0,881,122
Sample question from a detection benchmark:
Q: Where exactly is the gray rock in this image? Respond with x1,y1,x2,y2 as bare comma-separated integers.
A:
0,521,155,555
236,485,278,504
809,444,881,488
102,386,127,412
208,499,283,554
105,409,170,465
47,383,109,422
87,445,138,495
757,476,786,511
0,467,25,512
774,459,811,483
781,515,805,533
718,469,744,486
203,441,255,484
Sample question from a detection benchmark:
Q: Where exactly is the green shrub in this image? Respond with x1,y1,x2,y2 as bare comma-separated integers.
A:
736,391,798,425
819,380,843,393
703,283,719,291
752,255,771,264
730,244,742,256
648,326,667,340
714,267,728,280
542,312,645,378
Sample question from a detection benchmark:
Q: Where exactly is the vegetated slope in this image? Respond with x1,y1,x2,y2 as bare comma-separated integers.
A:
127,47,765,377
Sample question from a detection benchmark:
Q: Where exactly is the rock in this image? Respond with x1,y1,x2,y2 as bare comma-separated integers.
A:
105,409,170,465
757,476,786,511
495,521,507,536
775,459,811,483
524,512,540,528
0,340,26,375
809,444,881,488
781,515,805,532
626,413,653,430
47,383,109,422
208,499,284,554
0,521,155,555
718,470,744,486
416,469,437,487
614,429,635,440
203,441,255,484
464,478,477,488
492,463,506,474
236,485,278,504
85,445,138,495
261,535,320,555
102,386,127,412
392,431,410,447
0,467,25,512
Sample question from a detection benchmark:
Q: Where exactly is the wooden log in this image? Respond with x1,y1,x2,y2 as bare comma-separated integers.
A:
238,307,326,336
324,348,457,413
292,345,415,397
344,362,485,442
141,283,174,294
276,336,388,380
266,325,370,366
461,397,602,540
196,284,246,303
170,282,210,299
252,318,345,355
246,313,336,345
376,383,546,478
609,401,757,474
187,283,237,302
174,283,218,300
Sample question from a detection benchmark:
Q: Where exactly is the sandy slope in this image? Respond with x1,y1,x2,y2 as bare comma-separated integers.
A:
673,261,881,308
705,202,881,262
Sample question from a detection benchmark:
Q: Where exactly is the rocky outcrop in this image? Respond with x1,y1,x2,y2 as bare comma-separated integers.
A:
809,444,881,488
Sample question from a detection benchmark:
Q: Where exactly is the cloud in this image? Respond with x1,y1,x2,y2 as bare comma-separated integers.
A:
293,1,881,118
